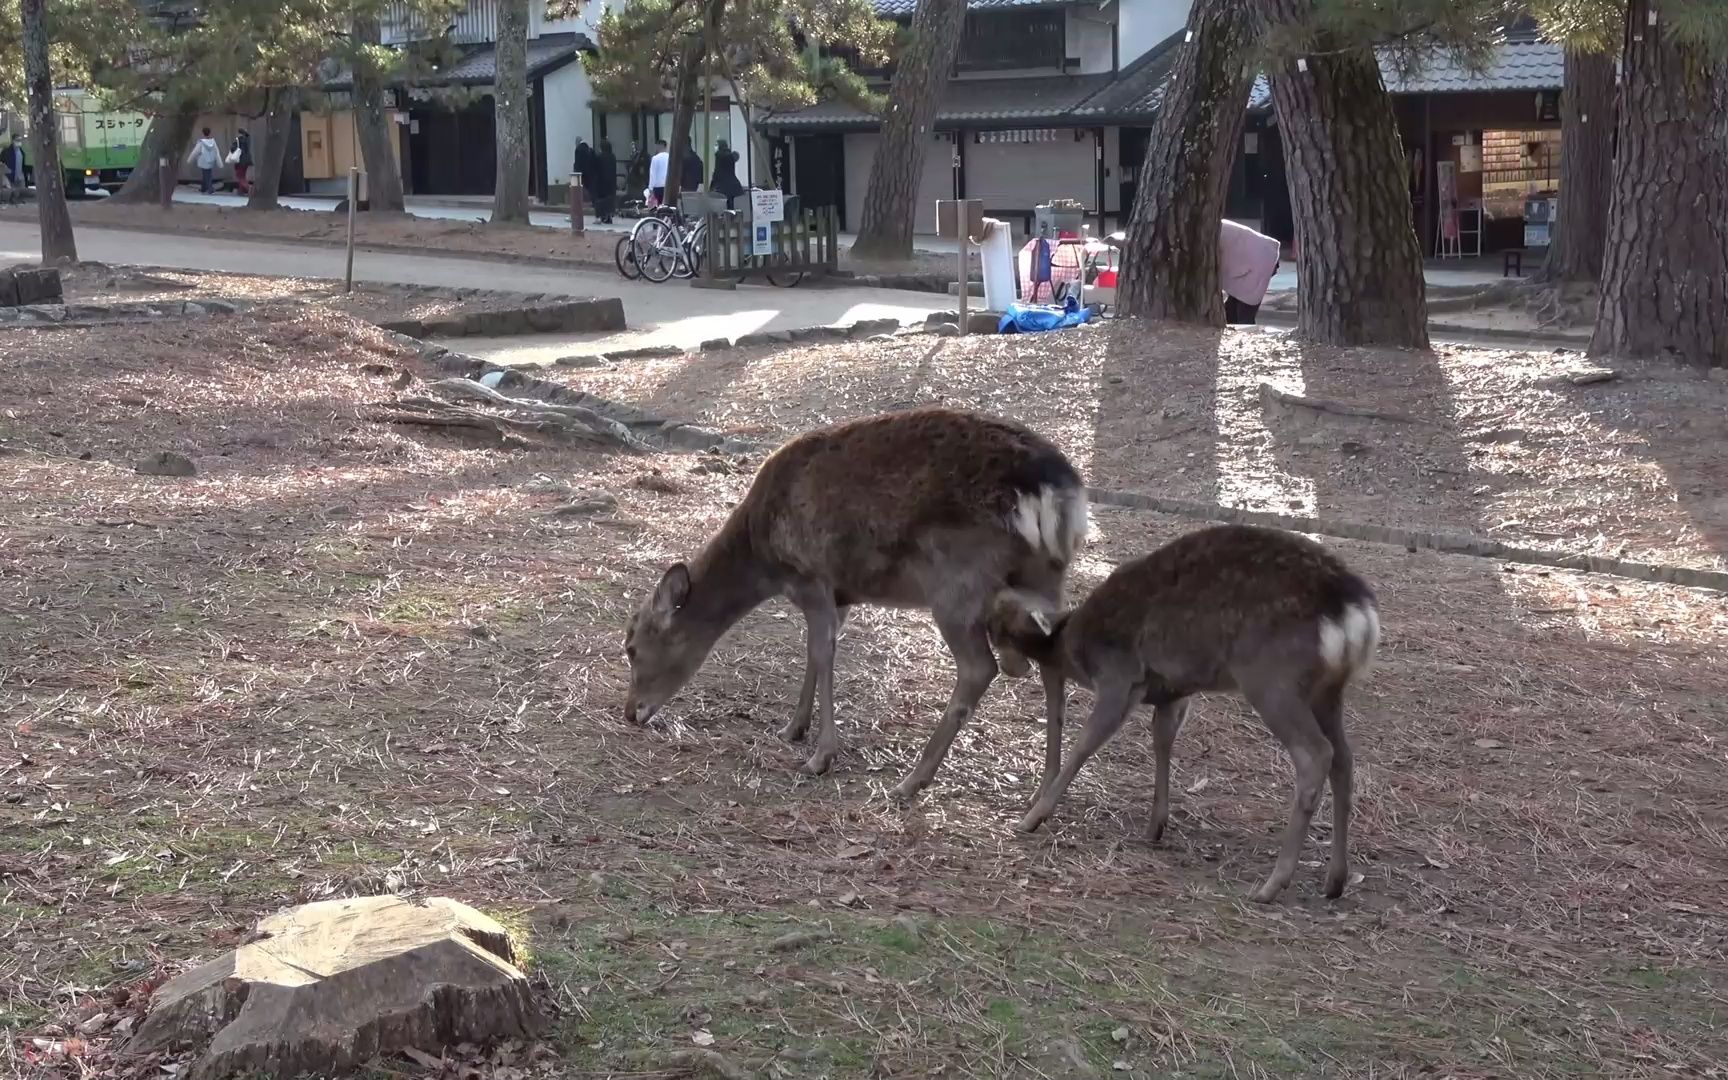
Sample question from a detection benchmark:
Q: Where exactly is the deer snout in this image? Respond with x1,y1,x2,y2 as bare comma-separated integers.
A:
623,694,659,726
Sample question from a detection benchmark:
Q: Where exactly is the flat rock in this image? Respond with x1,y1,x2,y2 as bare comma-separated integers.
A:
136,451,196,477
126,895,540,1079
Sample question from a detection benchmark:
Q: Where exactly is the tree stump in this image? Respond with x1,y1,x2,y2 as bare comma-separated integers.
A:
125,895,542,1079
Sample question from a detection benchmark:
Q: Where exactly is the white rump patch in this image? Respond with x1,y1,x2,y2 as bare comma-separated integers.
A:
1009,485,1089,562
1319,602,1380,674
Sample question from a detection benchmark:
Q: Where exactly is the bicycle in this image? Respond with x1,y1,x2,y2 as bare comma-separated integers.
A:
629,207,708,283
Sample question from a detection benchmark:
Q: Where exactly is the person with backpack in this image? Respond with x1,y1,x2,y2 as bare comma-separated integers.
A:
229,128,253,195
187,127,221,194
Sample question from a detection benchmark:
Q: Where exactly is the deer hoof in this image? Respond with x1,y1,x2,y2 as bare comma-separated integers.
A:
799,753,833,776
780,721,808,744
1015,809,1048,834
888,778,923,802
1248,880,1283,905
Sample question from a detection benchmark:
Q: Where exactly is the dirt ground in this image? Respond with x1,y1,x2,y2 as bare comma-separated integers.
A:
54,262,556,325
2,309,1726,1079
59,200,956,278
556,321,1728,573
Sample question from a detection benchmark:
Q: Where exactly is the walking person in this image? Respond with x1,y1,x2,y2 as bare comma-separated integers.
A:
1,134,24,202
1218,218,1281,325
647,140,669,206
711,139,744,210
594,139,618,224
230,128,253,195
188,127,222,195
572,137,597,217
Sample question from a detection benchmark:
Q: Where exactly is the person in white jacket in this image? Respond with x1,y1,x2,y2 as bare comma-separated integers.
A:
187,127,221,194
647,140,669,205
1218,218,1282,325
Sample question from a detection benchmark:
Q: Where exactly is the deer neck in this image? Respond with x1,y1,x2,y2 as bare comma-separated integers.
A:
684,518,778,633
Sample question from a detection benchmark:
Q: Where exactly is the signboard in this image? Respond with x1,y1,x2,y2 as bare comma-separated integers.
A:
750,188,784,223
752,223,774,257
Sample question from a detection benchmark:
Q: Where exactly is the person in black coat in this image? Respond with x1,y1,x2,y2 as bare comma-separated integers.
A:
680,137,702,194
572,138,599,216
711,139,744,209
594,140,619,224
231,128,253,195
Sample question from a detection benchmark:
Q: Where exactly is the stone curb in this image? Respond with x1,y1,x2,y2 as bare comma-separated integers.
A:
0,296,251,324
1087,488,1728,594
377,297,625,339
1256,310,1592,350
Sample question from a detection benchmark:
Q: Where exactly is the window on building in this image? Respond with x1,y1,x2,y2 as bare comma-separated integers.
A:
58,113,81,149
956,10,1066,72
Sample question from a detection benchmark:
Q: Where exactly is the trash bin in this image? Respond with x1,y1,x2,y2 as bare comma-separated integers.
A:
1034,201,1086,238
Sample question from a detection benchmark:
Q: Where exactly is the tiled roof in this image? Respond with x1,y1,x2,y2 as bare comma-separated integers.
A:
872,0,1078,15
320,32,588,90
1378,40,1564,94
764,73,1113,129
1070,34,1271,124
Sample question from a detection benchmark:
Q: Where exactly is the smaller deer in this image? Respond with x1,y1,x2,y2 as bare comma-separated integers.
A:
624,407,1088,796
988,524,1379,903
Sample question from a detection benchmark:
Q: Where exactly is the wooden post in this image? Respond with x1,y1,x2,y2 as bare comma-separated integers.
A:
158,157,173,210
569,174,585,233
344,167,358,293
957,227,970,336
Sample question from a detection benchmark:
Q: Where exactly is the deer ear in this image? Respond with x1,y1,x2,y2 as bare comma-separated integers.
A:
653,563,691,615
1028,607,1054,636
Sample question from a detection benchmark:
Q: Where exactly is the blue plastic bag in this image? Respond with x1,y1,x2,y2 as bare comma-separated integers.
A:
997,293,1094,334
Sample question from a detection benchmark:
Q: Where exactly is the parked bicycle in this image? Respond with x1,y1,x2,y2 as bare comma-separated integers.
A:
614,205,805,288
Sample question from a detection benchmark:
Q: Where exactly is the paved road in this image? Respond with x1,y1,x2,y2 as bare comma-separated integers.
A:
0,219,955,354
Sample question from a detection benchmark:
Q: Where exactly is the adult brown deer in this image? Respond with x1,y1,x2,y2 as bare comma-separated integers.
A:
624,408,1088,797
990,525,1379,902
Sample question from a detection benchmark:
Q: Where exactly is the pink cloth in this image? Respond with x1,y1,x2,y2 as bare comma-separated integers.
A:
1218,219,1282,306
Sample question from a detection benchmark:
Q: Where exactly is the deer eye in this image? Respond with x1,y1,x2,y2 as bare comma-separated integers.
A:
625,643,637,661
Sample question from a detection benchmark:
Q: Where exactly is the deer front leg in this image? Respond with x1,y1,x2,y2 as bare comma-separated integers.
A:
783,605,846,744
790,590,843,776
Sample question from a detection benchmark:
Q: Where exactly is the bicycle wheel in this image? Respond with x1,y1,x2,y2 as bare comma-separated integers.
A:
675,221,704,279
766,269,805,288
614,231,641,280
632,218,678,283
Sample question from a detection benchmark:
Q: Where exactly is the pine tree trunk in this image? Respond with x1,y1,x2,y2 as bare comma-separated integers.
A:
1590,0,1728,365
851,0,968,261
247,88,297,211
22,0,75,263
1540,48,1615,284
113,100,198,204
663,37,700,207
491,0,532,224
1253,0,1428,347
1116,0,1254,322
353,15,406,213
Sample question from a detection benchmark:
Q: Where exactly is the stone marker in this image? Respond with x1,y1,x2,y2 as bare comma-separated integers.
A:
126,895,541,1079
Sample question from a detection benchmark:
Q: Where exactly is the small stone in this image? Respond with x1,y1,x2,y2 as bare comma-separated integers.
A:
931,322,961,337
699,337,732,352
136,451,196,478
1339,440,1367,455
359,363,394,377
1568,370,1619,386
549,493,618,517
1110,1026,1130,1044
555,354,608,368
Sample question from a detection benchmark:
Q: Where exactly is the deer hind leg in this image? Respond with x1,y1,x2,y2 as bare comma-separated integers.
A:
1241,672,1333,904
784,604,848,744
1310,681,1353,899
891,609,998,800
1146,698,1191,844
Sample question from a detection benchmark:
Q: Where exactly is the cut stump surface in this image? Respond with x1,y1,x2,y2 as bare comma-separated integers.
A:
126,895,541,1079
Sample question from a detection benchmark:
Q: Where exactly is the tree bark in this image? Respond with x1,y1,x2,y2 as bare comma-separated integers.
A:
246,88,297,211
491,0,532,224
113,100,199,204
662,35,701,207
1539,48,1615,284
353,15,406,213
1253,0,1428,347
1590,0,1728,365
22,0,75,263
851,0,968,261
1116,0,1254,323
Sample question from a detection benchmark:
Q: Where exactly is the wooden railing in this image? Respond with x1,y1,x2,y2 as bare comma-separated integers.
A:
701,205,841,284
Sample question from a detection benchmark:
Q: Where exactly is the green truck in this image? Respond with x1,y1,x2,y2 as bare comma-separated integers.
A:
3,89,151,195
